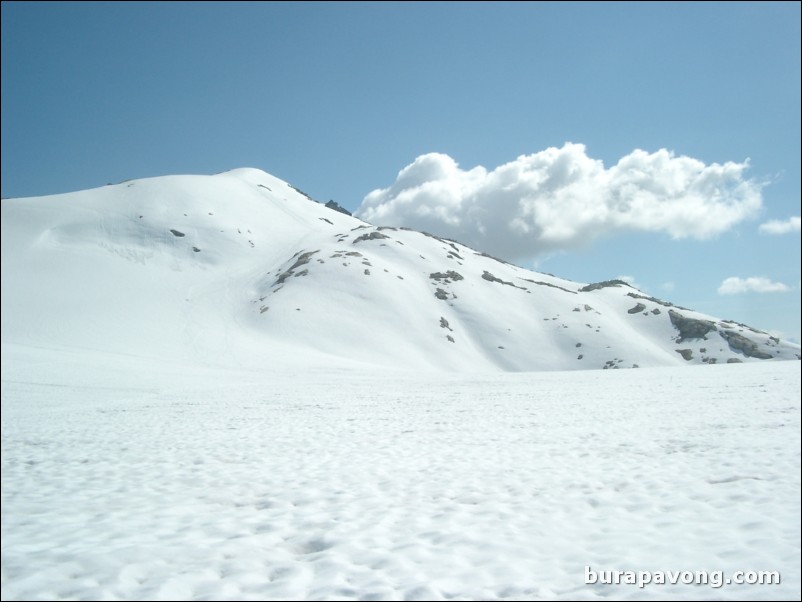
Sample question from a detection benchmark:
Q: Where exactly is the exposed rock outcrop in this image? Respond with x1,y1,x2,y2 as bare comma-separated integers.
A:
628,303,646,314
719,330,773,359
430,271,464,283
325,200,351,216
580,279,630,292
353,231,389,244
676,349,693,361
669,310,716,342
482,271,526,290
276,250,319,285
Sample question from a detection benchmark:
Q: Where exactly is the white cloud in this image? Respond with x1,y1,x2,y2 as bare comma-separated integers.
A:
759,216,801,235
717,276,790,295
661,281,675,293
357,144,763,261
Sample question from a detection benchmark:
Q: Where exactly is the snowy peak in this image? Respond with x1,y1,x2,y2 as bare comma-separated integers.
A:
2,169,799,371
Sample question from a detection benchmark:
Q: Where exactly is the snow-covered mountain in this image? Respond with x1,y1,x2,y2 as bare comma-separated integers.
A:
2,167,799,371
3,169,801,601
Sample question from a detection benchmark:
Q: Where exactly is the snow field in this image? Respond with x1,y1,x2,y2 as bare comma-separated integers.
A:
2,355,799,600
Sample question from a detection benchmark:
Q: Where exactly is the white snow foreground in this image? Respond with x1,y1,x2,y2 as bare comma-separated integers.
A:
1,352,799,601
1,167,799,371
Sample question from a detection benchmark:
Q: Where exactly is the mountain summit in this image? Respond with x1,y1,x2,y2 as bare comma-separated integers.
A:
2,168,799,371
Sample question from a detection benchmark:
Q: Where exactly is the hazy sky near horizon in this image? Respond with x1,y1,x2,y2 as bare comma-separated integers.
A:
2,1,800,340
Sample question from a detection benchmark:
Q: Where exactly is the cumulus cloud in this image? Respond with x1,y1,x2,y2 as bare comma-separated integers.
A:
759,216,801,235
357,144,763,261
717,276,790,295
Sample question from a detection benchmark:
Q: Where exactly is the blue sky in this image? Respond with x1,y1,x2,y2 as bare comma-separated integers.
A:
2,1,800,340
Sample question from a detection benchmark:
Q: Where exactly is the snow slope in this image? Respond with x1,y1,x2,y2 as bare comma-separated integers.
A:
1,354,799,600
2,168,799,372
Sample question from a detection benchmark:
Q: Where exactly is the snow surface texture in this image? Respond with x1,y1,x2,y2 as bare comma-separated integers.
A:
2,169,800,600
1,168,799,372
1,353,800,601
